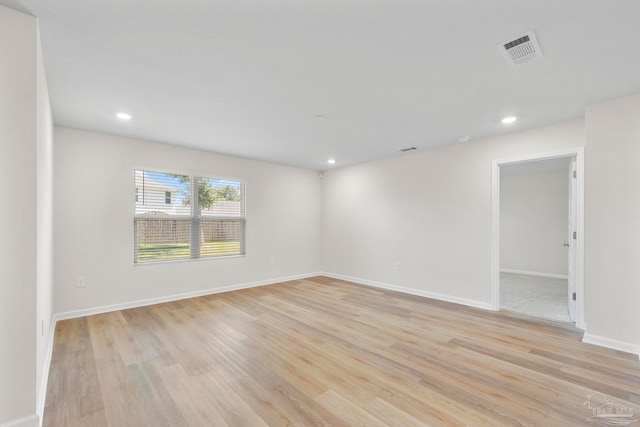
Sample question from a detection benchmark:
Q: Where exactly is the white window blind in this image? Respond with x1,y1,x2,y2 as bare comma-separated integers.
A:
134,170,246,263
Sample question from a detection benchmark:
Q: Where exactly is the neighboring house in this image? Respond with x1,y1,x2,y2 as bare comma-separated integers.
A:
201,200,241,217
134,171,243,247
134,171,241,217
134,170,187,215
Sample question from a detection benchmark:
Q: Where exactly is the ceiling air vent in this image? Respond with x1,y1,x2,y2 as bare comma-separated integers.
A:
498,31,542,66
399,147,417,152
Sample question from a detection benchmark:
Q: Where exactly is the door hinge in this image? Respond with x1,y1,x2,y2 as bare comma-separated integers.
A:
572,292,576,301
573,231,577,240
573,170,577,179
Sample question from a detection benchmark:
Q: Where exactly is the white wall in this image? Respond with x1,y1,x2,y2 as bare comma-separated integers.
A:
35,25,54,423
584,93,640,351
500,165,569,277
54,128,322,314
322,119,584,306
0,6,39,426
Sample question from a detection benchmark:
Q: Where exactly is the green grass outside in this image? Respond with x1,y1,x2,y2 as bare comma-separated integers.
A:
137,241,241,262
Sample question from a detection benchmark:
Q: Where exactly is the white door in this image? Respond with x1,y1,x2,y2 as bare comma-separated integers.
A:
567,157,577,322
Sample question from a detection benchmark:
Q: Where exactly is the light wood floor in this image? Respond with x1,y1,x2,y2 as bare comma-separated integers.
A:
44,276,640,426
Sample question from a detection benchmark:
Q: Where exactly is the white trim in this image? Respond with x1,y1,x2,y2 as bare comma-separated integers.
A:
55,272,321,321
36,317,56,424
491,147,585,329
575,149,585,330
34,269,639,426
491,159,500,310
493,147,584,166
582,333,640,359
322,272,493,311
323,272,640,359
322,272,640,358
35,272,321,424
0,414,39,427
500,269,568,280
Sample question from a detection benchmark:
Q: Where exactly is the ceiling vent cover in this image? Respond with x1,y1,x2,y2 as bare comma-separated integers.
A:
498,31,542,66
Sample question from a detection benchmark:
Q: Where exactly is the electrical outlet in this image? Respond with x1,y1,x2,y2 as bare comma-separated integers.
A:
76,276,86,288
269,257,275,267
376,260,382,267
394,261,400,271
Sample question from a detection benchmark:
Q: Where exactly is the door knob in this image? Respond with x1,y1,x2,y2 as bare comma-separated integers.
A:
563,242,570,247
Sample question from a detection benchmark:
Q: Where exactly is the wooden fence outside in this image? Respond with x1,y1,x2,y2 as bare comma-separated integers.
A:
135,218,243,244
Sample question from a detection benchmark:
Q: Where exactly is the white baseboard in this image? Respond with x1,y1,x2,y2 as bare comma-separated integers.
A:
500,269,568,280
582,333,640,359
36,317,56,424
36,272,321,425
323,272,640,359
36,271,640,427
322,272,494,311
55,272,322,321
0,414,39,427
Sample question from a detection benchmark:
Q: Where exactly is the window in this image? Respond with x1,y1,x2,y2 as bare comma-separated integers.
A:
134,169,246,263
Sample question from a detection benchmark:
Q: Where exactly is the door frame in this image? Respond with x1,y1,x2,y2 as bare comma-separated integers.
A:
568,157,577,322
491,147,585,329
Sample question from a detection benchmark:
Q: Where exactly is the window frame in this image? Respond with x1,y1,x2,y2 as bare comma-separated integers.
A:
133,168,246,264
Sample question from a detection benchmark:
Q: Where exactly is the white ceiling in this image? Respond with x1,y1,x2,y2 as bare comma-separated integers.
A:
2,1,640,170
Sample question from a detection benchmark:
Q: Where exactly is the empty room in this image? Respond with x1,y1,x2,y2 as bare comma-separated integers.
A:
1,1,640,426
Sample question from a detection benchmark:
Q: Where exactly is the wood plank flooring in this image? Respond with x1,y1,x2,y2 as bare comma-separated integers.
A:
44,276,640,426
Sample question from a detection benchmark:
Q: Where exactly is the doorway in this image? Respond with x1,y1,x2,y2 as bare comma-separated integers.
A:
491,149,584,329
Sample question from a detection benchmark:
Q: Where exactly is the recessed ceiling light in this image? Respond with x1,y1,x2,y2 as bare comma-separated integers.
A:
459,136,470,143
314,114,327,121
327,159,336,165
501,116,517,124
116,112,132,120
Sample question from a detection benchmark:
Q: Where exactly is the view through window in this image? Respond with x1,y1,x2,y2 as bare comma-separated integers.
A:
134,170,246,263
